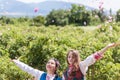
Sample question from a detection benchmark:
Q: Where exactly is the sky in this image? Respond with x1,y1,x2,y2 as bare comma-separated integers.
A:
17,0,120,11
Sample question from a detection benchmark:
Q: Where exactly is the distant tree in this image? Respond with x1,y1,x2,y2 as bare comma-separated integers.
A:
0,16,14,25
116,9,120,22
69,4,91,26
90,9,101,25
31,16,45,26
109,8,112,16
46,9,69,26
17,17,30,23
97,8,107,22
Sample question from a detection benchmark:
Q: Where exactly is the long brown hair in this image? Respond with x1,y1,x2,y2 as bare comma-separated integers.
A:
67,49,81,71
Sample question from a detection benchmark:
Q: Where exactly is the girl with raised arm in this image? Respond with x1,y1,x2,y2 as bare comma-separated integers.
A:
12,58,61,80
63,43,120,80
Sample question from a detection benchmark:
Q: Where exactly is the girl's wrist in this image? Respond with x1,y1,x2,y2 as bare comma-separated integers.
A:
94,52,103,60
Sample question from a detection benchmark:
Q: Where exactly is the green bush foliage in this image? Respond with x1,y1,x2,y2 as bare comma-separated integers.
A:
0,23,120,80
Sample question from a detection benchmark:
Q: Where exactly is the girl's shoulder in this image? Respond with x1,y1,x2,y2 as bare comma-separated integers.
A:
40,72,62,80
56,77,62,80
54,74,62,80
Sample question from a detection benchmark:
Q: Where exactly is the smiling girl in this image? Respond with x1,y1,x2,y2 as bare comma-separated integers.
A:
12,58,61,80
63,43,120,80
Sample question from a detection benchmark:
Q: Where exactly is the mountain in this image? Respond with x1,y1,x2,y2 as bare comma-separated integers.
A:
0,0,96,17
0,0,32,16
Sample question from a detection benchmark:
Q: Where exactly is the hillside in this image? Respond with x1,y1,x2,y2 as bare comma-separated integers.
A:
0,0,95,17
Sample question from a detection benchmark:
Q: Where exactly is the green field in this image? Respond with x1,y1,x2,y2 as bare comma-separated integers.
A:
0,24,120,80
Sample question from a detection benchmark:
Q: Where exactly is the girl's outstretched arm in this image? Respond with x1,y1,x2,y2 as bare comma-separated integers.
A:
79,42,120,75
11,59,44,79
94,43,120,60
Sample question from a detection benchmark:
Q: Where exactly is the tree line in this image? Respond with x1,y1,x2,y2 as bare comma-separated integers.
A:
0,4,120,27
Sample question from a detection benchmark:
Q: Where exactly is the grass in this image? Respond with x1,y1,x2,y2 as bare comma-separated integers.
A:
80,26,97,32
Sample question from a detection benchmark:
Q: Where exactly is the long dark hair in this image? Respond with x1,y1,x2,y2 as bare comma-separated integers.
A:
50,58,60,74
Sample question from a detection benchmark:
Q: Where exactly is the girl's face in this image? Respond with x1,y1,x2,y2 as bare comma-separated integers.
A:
46,59,56,73
67,52,75,65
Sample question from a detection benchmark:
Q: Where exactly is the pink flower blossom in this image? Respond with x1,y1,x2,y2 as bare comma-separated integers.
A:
97,25,102,29
34,8,39,13
98,1,104,10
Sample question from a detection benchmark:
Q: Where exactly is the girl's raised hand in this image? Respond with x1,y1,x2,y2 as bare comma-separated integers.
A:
107,42,120,48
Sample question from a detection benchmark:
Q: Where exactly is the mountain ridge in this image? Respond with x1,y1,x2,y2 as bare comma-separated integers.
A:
0,0,96,17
